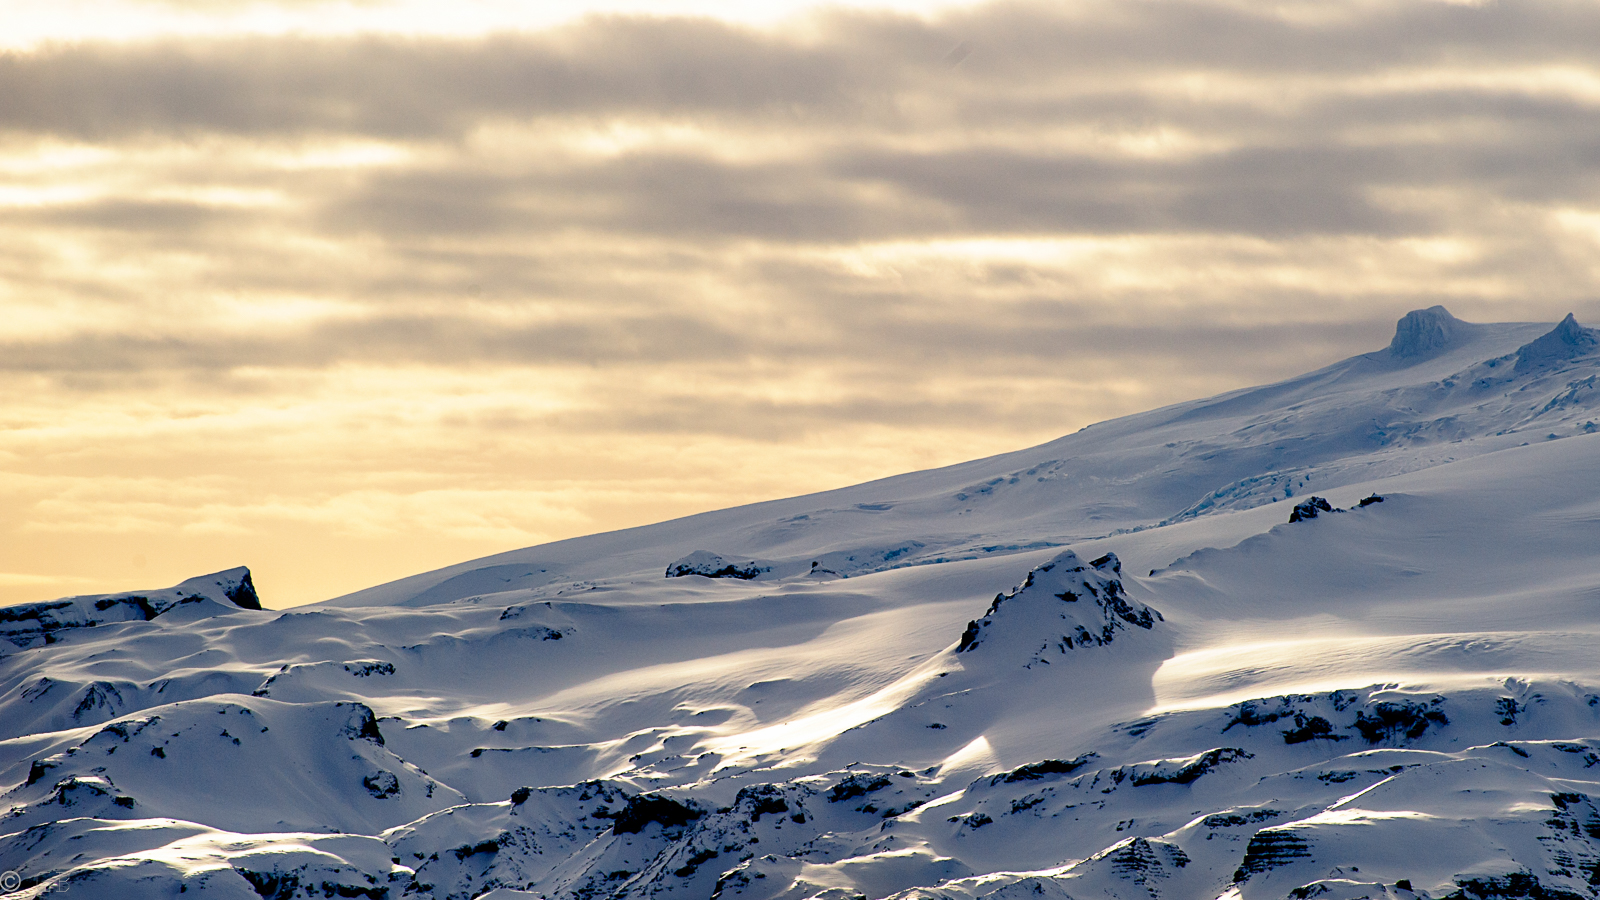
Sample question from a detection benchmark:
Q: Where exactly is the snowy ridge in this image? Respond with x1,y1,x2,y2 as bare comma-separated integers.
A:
318,309,1597,608
8,309,1600,898
0,567,259,651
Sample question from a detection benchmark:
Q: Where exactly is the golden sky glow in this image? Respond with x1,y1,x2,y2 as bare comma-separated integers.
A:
3,0,1599,607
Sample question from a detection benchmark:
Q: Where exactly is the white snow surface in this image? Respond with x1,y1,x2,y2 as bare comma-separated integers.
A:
8,306,1600,899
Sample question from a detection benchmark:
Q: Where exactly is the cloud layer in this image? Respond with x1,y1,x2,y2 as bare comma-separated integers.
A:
3,0,1598,605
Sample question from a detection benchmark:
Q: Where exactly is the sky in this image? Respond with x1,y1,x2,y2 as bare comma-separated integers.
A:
2,0,1598,609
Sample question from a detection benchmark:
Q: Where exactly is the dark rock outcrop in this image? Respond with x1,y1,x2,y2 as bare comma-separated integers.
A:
222,570,262,610
1440,871,1588,900
1127,747,1253,786
664,551,772,580
606,794,703,835
992,753,1099,785
1234,828,1313,880
1288,496,1334,523
828,774,894,803
1352,699,1449,743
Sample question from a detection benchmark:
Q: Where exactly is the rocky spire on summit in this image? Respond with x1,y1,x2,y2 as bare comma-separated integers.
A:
1386,305,1466,359
1513,313,1598,375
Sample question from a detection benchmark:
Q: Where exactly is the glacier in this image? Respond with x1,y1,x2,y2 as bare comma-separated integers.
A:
6,307,1600,899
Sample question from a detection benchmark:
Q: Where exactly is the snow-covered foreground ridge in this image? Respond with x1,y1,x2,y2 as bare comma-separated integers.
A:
10,307,1600,899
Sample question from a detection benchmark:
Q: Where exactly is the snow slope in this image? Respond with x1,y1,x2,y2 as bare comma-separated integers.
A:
8,306,1600,899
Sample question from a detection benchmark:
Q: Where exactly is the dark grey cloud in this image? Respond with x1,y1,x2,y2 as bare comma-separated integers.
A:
7,0,1582,248
0,312,759,374
924,0,1600,78
306,314,1396,442
22,198,243,232
317,153,924,242
5,2,1600,139
311,120,1600,245
827,146,1413,237
0,297,1389,393
0,19,865,139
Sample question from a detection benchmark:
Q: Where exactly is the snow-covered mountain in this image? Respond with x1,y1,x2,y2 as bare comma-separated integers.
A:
7,306,1600,899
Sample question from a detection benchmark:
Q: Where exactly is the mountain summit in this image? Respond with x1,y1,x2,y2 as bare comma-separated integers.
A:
1385,304,1468,359
1514,312,1599,374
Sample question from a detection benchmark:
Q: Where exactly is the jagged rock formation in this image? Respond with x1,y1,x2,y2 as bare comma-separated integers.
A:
955,550,1161,660
1287,496,1335,522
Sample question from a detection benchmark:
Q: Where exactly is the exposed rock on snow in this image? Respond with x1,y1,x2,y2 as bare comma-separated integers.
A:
607,793,704,834
1287,496,1335,522
990,753,1099,785
664,551,773,580
954,550,1161,661
662,544,937,581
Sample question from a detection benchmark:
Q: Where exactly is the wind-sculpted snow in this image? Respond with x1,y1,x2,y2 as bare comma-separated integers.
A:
13,309,1600,898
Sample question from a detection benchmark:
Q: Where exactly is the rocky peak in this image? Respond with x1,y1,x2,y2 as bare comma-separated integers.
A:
1513,313,1599,375
177,566,261,610
1386,306,1464,360
954,550,1162,663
